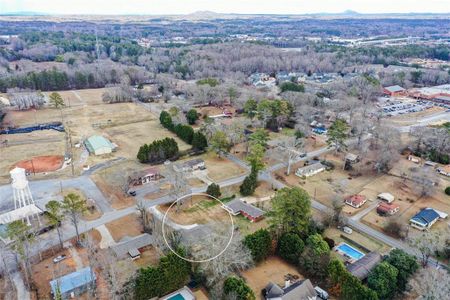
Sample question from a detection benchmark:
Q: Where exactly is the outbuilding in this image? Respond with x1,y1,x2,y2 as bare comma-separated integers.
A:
84,135,115,155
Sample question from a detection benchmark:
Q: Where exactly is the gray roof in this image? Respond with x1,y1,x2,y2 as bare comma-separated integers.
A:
84,135,114,153
179,158,205,169
297,162,325,174
225,199,265,219
111,233,153,258
347,252,382,280
384,85,405,93
266,279,317,300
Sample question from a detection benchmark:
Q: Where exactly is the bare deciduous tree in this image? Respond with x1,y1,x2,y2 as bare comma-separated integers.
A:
407,267,450,300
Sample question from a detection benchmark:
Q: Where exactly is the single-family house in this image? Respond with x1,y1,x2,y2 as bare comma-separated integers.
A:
383,85,406,96
407,155,421,164
377,202,400,216
222,199,265,222
347,252,382,280
264,279,317,300
111,233,153,259
345,195,367,208
377,193,395,203
410,208,445,230
175,158,206,172
50,267,96,300
128,167,160,186
161,286,195,300
295,163,326,178
84,135,115,155
437,165,450,177
424,161,437,167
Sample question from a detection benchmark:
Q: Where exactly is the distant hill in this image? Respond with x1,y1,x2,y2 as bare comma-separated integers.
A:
0,11,49,16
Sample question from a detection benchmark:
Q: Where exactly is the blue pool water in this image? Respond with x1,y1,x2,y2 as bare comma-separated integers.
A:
337,243,365,260
167,294,185,300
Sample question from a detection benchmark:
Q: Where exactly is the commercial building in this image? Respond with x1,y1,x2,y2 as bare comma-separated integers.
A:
383,85,406,96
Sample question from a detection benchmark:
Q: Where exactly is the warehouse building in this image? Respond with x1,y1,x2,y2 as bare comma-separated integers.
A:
84,135,116,155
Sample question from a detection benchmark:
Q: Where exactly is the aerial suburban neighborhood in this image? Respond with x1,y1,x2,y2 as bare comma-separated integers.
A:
0,1,449,300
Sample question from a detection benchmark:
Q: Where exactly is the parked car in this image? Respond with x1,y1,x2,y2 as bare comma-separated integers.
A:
53,255,67,263
315,286,329,299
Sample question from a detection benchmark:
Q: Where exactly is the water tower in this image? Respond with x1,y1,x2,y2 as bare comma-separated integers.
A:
10,167,41,226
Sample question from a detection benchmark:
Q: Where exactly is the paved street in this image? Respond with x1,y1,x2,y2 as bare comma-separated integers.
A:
0,113,446,293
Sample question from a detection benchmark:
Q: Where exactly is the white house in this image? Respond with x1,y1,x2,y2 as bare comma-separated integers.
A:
295,163,326,178
377,193,395,203
409,208,446,230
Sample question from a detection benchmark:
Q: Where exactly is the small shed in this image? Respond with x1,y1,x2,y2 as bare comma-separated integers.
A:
377,193,395,203
50,267,96,300
84,135,115,155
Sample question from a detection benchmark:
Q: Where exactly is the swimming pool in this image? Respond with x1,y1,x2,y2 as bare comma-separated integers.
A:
167,294,185,300
336,243,365,260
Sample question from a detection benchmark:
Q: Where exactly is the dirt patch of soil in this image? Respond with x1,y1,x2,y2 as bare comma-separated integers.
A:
105,213,143,242
15,155,64,173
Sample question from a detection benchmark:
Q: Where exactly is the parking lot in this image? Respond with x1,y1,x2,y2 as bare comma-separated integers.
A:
381,100,432,116
380,96,450,117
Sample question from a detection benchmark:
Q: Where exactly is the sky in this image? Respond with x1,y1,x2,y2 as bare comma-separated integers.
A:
1,0,450,15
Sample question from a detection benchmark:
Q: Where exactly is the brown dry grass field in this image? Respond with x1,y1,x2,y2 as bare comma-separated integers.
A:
202,153,247,181
133,246,161,268
1,87,190,182
157,195,232,226
105,213,143,242
0,131,66,182
242,256,304,296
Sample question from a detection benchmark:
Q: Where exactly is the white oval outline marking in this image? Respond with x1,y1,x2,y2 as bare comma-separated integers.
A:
161,192,235,263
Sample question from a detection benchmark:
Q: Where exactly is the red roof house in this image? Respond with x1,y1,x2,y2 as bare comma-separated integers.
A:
345,195,367,208
376,202,400,216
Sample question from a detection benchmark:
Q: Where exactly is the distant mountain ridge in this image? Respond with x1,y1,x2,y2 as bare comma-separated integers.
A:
0,11,49,16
